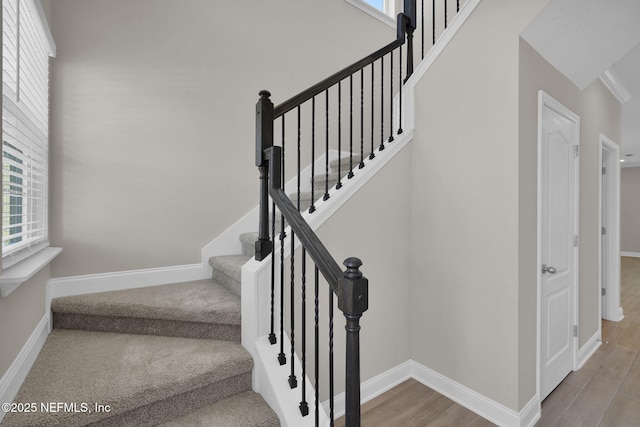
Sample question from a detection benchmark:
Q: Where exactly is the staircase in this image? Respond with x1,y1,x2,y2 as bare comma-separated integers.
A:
0,234,278,427
0,158,354,427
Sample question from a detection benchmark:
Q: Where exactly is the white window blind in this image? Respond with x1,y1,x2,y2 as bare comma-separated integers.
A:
2,0,55,264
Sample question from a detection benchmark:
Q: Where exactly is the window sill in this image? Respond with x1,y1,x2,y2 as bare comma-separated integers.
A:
0,247,62,298
344,0,396,28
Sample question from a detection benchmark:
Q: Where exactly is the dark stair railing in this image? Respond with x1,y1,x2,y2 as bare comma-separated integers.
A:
254,1,465,426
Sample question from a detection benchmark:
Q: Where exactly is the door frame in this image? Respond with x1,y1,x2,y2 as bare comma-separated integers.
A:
536,91,580,401
599,134,622,321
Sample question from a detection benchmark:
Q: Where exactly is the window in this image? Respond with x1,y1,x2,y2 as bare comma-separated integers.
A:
346,0,396,27
364,0,396,17
2,0,55,266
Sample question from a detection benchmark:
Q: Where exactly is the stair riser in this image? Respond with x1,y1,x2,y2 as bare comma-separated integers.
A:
89,373,252,427
53,313,241,342
211,270,241,297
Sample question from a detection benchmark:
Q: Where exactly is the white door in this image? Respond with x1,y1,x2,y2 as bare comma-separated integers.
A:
538,92,579,401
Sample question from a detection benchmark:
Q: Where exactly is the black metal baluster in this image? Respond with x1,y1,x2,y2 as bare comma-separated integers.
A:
314,265,320,427
369,63,375,160
389,51,394,143
289,229,297,388
398,47,404,135
444,0,448,29
278,114,286,366
432,0,436,45
359,68,365,169
336,81,343,190
379,56,385,152
457,0,460,12
269,200,276,345
422,0,425,59
324,89,330,201
329,288,335,426
297,106,301,211
309,97,316,214
299,248,309,416
278,217,286,365
349,75,354,179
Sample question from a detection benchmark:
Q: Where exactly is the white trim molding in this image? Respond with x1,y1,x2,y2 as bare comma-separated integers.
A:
599,134,622,322
621,251,640,258
0,314,50,424
0,247,62,298
576,330,602,370
327,360,541,427
599,69,632,104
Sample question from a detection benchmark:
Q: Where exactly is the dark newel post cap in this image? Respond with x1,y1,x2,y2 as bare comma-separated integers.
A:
343,257,363,279
259,90,271,99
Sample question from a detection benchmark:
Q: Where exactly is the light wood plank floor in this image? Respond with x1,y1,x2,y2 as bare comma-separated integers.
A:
335,257,640,427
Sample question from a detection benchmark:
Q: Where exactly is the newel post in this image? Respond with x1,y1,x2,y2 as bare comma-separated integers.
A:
339,257,369,427
255,90,274,261
403,0,416,81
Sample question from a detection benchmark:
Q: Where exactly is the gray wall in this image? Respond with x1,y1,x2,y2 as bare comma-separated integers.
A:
311,144,413,398
621,167,640,253
48,0,393,277
0,268,49,377
407,0,620,412
408,0,548,411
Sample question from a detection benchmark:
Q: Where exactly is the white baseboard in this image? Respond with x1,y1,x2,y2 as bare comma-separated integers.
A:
323,360,413,418
408,360,539,427
46,264,205,318
576,330,602,370
319,359,539,427
621,251,640,258
0,314,50,424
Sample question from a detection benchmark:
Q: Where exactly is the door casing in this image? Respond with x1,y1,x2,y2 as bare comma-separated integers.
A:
599,134,622,322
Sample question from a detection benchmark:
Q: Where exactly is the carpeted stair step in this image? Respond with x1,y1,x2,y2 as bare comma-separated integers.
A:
51,280,240,342
240,232,259,258
1,329,253,427
312,171,344,189
209,255,251,297
329,156,364,173
288,189,327,212
157,390,279,427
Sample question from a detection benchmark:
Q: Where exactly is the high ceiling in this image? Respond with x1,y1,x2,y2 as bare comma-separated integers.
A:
521,0,640,167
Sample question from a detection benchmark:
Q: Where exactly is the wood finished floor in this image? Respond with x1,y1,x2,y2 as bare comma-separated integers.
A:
335,257,640,427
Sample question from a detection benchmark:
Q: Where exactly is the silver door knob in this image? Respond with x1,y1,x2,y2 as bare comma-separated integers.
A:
542,264,557,274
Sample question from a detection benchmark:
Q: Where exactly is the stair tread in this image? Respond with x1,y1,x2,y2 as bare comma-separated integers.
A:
209,255,251,278
2,329,252,427
157,390,279,427
51,279,240,326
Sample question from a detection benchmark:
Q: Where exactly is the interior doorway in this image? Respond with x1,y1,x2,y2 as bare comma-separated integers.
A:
600,135,622,322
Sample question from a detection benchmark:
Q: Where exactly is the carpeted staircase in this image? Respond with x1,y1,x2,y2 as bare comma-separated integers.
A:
1,233,277,427
1,157,352,427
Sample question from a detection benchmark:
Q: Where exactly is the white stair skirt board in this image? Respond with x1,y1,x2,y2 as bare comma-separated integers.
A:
621,251,640,258
254,336,329,427
576,330,602,370
0,314,49,425
242,128,414,353
202,150,344,278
